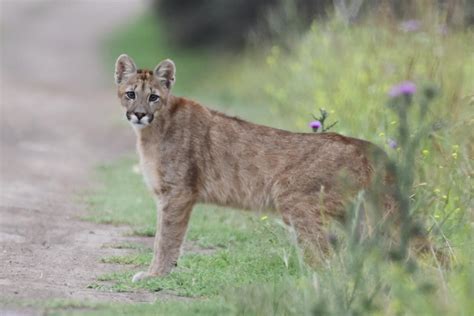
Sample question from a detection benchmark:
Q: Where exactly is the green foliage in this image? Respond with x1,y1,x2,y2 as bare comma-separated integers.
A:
311,108,338,132
154,0,332,50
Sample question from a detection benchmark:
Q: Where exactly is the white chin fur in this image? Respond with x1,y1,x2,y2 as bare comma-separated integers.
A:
129,121,149,130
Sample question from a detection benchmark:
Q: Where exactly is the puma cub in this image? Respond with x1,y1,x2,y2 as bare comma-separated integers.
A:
114,54,394,282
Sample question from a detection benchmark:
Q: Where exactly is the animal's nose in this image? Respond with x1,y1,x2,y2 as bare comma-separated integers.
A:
134,112,146,120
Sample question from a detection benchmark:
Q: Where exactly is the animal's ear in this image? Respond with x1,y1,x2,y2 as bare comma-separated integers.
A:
154,59,176,90
115,54,137,85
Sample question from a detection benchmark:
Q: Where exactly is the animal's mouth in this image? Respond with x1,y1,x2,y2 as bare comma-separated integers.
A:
129,120,150,129
126,112,154,127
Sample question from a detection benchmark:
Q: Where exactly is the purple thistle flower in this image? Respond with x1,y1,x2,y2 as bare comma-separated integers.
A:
388,138,398,149
309,120,322,132
389,81,417,98
400,19,421,32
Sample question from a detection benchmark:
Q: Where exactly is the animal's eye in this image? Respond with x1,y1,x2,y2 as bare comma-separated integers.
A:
149,94,159,102
126,91,136,99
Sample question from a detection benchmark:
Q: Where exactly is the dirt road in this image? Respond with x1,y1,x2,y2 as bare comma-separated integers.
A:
0,0,157,311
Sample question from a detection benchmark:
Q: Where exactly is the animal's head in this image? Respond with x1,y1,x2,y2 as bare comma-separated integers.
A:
114,54,175,129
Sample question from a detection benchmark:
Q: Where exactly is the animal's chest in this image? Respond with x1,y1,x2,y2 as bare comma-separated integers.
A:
140,159,160,192
137,146,161,195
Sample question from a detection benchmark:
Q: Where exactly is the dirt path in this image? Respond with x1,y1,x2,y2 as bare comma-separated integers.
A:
0,0,159,311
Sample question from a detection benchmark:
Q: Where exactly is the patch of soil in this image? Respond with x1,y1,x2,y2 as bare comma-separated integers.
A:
0,0,186,312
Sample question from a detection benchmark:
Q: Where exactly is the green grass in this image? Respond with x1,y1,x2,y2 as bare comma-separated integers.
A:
71,9,474,316
54,300,229,316
13,298,229,316
101,242,147,250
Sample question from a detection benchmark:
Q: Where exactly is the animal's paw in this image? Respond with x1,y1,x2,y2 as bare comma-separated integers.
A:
132,271,153,283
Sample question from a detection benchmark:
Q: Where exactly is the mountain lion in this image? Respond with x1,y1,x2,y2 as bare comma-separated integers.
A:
114,54,396,282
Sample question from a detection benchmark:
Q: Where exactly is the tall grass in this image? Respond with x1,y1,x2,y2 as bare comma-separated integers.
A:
223,81,472,316
211,15,473,316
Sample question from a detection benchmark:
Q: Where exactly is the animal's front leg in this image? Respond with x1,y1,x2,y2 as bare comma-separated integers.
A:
132,194,195,282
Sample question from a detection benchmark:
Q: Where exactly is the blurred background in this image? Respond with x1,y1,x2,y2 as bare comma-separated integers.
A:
102,0,473,132
1,0,473,315
154,0,472,49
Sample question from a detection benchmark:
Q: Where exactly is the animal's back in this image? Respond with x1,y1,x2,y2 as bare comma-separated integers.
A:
196,108,392,221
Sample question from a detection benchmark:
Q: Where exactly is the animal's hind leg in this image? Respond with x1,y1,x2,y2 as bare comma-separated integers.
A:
274,195,337,262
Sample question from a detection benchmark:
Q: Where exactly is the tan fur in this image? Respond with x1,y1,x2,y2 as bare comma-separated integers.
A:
114,55,395,281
